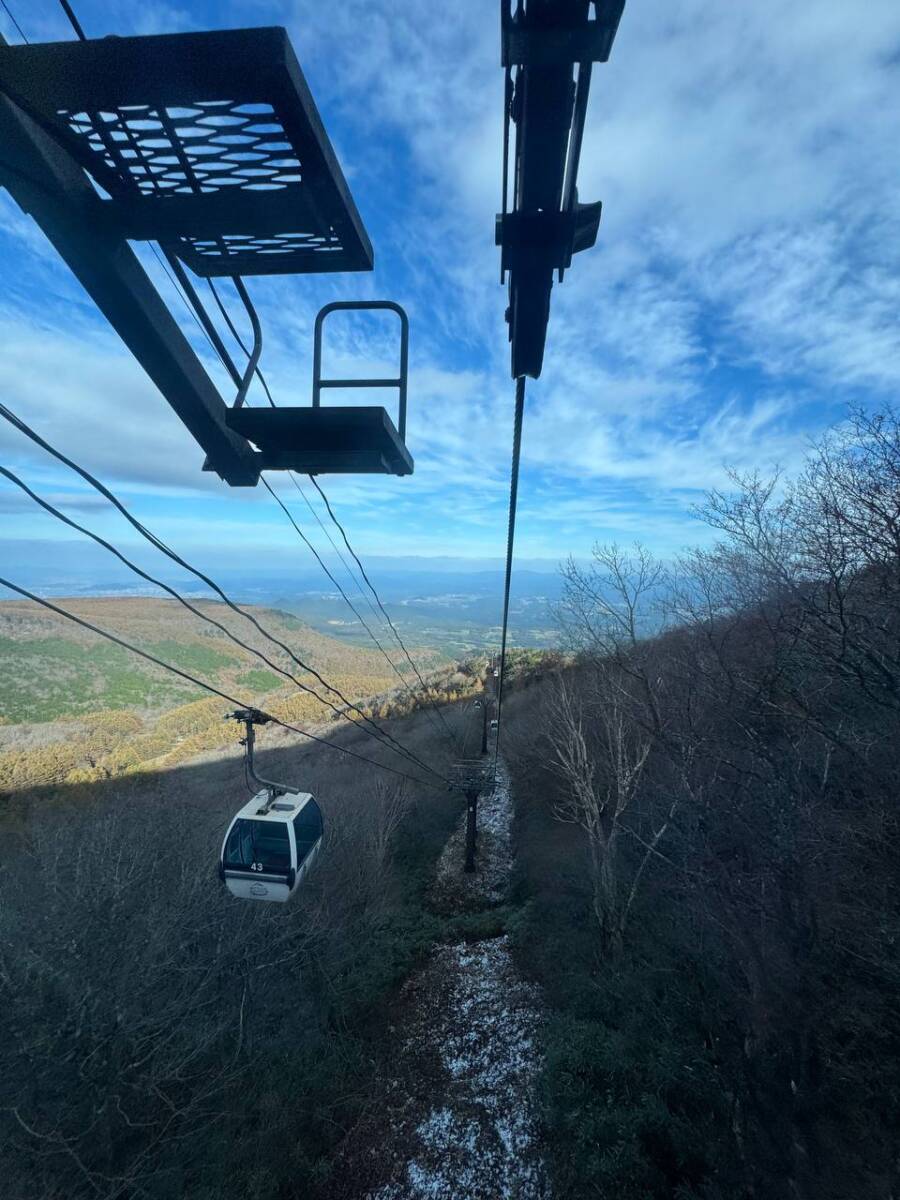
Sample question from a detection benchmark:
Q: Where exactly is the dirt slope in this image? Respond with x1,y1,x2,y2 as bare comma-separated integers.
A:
331,762,549,1200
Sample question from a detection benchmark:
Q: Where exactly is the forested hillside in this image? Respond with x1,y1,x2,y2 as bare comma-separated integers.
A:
502,408,900,1199
0,597,467,793
0,702,470,1200
0,597,420,724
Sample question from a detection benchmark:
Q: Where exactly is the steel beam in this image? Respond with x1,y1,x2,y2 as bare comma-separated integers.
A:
0,46,261,486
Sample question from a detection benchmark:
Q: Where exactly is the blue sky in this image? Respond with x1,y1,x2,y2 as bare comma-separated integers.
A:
1,0,899,584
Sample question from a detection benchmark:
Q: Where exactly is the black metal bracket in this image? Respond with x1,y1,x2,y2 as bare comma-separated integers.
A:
230,708,272,727
497,0,626,379
501,0,626,67
495,203,602,276
228,709,288,807
449,759,491,794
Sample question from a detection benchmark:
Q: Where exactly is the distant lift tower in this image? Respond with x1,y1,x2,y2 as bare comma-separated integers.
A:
0,27,412,485
497,0,626,378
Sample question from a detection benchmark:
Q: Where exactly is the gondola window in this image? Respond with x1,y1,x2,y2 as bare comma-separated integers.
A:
224,819,291,874
292,801,323,866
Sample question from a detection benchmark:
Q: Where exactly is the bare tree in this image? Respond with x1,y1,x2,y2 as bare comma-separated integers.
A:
545,669,654,953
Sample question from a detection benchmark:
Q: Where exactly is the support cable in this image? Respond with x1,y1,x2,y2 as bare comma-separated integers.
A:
57,0,85,40
0,1,28,43
307,474,456,744
493,374,526,777
229,277,262,410
282,477,448,741
0,576,447,791
261,477,437,716
0,402,448,780
162,253,243,389
288,472,390,634
0,463,446,781
150,248,232,368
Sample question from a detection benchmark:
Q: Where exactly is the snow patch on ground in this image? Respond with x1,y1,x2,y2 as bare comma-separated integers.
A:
358,758,549,1200
366,934,547,1200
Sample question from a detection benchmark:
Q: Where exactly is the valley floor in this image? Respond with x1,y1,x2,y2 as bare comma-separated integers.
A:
330,761,549,1200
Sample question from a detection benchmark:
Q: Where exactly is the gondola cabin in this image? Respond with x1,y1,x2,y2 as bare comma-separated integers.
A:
219,789,323,903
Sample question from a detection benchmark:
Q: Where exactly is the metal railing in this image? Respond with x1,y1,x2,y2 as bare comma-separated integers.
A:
312,300,409,441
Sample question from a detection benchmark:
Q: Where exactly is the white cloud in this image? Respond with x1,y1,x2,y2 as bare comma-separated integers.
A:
2,0,898,567
699,225,900,391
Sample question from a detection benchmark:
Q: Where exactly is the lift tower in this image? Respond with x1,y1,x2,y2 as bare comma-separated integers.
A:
450,759,493,874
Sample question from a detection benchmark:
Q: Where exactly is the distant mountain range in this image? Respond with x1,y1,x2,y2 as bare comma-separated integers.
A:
1,540,565,653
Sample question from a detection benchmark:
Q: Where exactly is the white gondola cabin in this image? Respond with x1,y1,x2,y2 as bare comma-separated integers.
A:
219,708,323,902
219,789,323,903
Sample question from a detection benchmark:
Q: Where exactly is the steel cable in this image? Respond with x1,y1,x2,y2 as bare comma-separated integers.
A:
0,463,447,782
0,403,449,781
492,374,526,782
0,0,28,43
306,475,456,745
0,577,447,791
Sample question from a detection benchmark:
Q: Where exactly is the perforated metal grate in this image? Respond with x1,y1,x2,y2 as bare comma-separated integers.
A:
58,101,350,274
187,229,341,266
61,101,303,196
0,27,373,277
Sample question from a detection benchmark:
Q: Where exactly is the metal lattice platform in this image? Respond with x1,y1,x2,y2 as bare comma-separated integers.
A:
0,28,372,277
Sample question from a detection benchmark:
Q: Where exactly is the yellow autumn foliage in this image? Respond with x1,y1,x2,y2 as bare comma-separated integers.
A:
1,658,480,794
